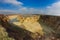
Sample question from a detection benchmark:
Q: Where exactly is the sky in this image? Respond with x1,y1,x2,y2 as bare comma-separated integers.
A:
0,0,60,15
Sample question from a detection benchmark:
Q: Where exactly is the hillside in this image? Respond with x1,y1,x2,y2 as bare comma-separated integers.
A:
40,15,60,39
0,14,60,40
40,15,60,34
0,25,15,40
0,14,44,40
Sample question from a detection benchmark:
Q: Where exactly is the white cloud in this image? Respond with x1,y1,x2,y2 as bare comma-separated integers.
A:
0,0,43,14
19,7,43,14
45,1,60,16
19,7,28,12
1,0,60,15
0,10,14,12
17,1,60,15
0,0,44,14
19,7,28,14
0,8,43,14
3,0,23,5
0,10,20,14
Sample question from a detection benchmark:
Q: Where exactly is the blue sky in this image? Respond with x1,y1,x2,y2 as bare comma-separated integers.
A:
0,0,60,15
18,0,57,8
0,0,57,9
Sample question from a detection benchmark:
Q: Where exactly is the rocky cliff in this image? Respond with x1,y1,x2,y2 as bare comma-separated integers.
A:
40,15,60,38
0,14,60,40
0,14,44,40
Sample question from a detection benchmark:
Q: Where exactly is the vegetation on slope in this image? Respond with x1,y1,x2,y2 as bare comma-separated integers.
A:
0,25,15,40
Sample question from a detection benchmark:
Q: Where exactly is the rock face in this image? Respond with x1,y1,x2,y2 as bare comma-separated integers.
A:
0,14,60,40
0,14,44,40
40,15,60,29
7,14,44,36
40,15,60,38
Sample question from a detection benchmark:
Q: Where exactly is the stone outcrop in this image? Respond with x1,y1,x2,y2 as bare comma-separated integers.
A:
0,14,44,40
1,14,60,40
40,15,60,38
40,15,60,29
6,14,44,36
